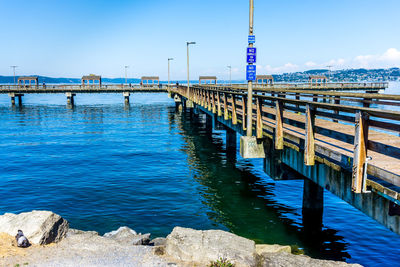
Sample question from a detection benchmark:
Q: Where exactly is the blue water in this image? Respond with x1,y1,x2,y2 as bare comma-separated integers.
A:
0,91,399,266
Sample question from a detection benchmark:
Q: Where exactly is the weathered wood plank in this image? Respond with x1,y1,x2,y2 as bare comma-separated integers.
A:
275,100,284,150
231,94,237,125
242,96,247,131
224,93,229,120
256,97,263,138
352,111,369,193
217,92,222,116
305,104,316,166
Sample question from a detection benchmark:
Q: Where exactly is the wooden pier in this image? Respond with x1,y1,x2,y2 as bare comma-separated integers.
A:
170,82,400,235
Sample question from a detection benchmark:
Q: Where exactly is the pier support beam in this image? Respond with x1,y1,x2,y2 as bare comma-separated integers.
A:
226,128,237,162
123,92,130,105
66,92,76,106
226,128,237,151
205,114,213,133
174,94,182,111
302,179,324,234
9,93,23,106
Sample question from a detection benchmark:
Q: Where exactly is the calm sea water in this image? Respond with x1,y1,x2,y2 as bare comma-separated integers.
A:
0,86,400,266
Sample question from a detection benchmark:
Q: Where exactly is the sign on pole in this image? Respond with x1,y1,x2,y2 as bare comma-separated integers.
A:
248,35,255,44
246,47,257,64
246,65,256,81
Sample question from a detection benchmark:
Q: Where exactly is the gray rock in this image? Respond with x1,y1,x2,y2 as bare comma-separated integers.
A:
132,233,151,245
103,226,150,245
150,237,167,246
256,244,291,255
104,226,137,241
260,252,362,267
0,210,69,245
165,227,256,267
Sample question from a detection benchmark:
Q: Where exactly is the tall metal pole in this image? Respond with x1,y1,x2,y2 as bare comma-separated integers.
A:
246,0,254,137
227,65,232,86
124,66,129,85
10,66,18,86
186,42,196,99
168,58,174,87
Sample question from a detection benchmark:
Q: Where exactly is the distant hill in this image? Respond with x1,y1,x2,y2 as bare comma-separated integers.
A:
0,68,399,84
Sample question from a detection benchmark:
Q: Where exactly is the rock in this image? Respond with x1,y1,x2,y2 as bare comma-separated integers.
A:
165,227,256,267
150,237,166,246
260,252,362,267
0,210,69,245
103,226,150,245
256,244,291,255
132,233,151,245
104,226,137,241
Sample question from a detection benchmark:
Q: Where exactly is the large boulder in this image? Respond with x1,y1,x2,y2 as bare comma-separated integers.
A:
260,252,362,267
165,227,256,267
0,210,69,245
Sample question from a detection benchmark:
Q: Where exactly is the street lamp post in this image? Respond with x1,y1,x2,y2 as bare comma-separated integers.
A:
246,0,254,137
124,66,129,85
187,41,196,99
10,66,18,86
168,58,174,87
227,65,232,86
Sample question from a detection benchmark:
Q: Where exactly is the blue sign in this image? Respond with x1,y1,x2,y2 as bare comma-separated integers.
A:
246,65,256,81
248,35,255,44
246,47,257,63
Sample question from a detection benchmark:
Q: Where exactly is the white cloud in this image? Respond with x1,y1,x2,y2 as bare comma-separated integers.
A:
305,61,317,67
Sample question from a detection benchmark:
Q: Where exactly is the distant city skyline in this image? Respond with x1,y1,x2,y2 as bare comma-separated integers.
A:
1,0,399,79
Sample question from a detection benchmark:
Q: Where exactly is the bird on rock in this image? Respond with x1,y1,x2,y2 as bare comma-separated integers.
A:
15,230,30,248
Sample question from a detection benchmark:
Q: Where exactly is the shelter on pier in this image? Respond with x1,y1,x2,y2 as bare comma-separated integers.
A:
141,76,160,86
256,75,274,85
82,75,102,86
309,75,327,85
18,76,39,88
199,76,217,85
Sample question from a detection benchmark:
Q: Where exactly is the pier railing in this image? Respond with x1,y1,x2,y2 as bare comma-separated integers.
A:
172,84,400,197
0,84,167,93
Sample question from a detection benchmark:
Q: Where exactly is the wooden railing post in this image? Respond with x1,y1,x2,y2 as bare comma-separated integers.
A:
208,91,212,111
217,92,222,116
275,100,284,150
304,104,316,166
212,92,216,113
295,93,300,109
231,94,237,125
224,93,229,120
242,95,247,131
333,96,340,123
256,97,263,138
352,111,369,193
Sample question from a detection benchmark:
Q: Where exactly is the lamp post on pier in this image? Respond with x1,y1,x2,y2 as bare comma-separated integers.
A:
187,41,196,100
10,66,18,86
227,65,232,86
124,65,129,85
168,58,174,87
240,0,265,159
246,0,254,137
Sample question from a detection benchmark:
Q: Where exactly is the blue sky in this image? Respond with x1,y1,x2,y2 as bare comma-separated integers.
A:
1,0,399,79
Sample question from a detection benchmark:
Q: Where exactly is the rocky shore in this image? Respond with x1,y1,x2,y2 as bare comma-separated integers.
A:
0,211,362,267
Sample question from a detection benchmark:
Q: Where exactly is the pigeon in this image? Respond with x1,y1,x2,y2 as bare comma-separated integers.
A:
15,230,30,248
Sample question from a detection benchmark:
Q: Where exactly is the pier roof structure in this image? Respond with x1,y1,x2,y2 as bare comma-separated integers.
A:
199,76,217,84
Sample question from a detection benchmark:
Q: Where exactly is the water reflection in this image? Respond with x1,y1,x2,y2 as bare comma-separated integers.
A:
172,110,350,261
